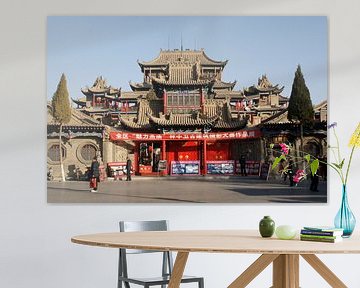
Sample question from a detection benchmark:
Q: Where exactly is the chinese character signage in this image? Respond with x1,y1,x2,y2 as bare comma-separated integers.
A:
110,130,261,141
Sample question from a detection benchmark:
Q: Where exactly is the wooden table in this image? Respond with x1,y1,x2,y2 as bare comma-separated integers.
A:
71,230,360,288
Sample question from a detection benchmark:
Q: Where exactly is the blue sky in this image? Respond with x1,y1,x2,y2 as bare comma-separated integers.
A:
47,16,327,104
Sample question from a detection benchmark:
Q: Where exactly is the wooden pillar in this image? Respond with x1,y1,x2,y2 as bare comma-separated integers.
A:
163,89,167,115
134,142,139,175
92,94,95,107
203,140,207,175
200,87,204,114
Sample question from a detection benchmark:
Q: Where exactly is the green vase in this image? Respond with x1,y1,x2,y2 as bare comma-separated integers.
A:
259,216,275,237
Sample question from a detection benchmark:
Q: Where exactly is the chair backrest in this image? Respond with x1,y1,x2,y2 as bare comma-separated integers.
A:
118,220,173,282
119,220,169,254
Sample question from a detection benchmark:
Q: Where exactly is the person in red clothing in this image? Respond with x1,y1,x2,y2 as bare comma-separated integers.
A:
89,157,100,192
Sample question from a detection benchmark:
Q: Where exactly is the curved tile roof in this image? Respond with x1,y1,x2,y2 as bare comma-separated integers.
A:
81,76,120,96
212,80,237,89
138,49,228,67
129,81,153,91
148,113,220,127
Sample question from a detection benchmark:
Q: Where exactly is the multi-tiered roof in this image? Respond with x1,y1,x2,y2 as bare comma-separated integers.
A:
132,49,235,91
119,49,247,132
73,48,291,131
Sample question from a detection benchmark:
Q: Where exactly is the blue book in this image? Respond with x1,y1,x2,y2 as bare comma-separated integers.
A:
302,226,343,236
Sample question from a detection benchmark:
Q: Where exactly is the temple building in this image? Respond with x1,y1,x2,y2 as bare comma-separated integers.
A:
67,48,326,178
72,76,121,122
105,49,288,176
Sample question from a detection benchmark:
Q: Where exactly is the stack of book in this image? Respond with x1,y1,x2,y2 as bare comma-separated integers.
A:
300,226,344,243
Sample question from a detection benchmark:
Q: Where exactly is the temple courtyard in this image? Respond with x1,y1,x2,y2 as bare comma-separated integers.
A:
47,176,326,203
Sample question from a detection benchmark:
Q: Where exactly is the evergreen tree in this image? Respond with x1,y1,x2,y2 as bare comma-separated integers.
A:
287,65,314,122
51,73,71,181
288,65,314,164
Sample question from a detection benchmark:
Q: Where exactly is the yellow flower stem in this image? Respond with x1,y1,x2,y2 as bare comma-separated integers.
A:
333,128,342,165
344,144,356,186
344,128,360,185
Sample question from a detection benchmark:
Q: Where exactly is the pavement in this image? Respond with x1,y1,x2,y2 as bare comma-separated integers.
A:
47,175,327,203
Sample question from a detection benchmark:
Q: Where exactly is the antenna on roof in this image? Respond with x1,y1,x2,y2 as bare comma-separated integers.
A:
181,32,183,51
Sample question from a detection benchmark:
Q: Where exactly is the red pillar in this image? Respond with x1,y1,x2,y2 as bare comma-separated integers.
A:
202,140,207,175
162,140,167,175
92,94,95,107
134,142,139,175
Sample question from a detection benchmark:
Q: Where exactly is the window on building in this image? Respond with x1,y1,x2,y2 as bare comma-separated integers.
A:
81,144,97,161
166,91,201,113
48,144,66,162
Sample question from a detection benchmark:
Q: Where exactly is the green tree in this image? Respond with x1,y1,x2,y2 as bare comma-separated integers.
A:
287,65,314,122
51,73,71,181
288,65,314,165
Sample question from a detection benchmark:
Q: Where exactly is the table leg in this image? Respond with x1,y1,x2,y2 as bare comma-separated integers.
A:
301,254,347,288
228,254,279,288
168,251,189,288
272,254,299,288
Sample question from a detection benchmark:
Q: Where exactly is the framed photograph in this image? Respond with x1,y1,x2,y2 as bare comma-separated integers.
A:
47,16,327,203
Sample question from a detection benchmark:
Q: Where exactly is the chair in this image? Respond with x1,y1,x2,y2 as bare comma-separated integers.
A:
118,220,204,288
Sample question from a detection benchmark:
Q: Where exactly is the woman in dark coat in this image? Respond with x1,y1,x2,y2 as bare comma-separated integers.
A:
89,157,100,192
126,158,132,181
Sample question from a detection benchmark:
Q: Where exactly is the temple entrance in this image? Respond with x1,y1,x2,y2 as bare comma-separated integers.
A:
138,142,162,174
206,141,230,161
167,141,200,162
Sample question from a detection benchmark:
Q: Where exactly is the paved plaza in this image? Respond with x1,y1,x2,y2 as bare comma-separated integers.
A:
47,176,327,203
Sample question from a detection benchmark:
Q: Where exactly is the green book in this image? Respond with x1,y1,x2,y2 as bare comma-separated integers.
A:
300,235,342,243
300,234,340,240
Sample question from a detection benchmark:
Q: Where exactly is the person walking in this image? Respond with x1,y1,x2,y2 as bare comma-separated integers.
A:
310,172,319,192
126,157,132,181
239,154,247,176
89,157,100,192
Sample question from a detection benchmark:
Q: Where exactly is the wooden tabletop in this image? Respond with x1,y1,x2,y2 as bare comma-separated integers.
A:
71,230,360,254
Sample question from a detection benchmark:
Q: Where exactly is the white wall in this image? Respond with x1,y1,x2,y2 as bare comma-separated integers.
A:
1,1,360,287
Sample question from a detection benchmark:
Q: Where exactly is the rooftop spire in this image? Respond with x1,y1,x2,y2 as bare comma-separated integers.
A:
181,33,183,51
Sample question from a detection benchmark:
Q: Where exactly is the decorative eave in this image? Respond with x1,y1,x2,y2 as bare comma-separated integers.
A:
244,85,284,96
279,95,289,103
138,49,228,70
129,81,153,91
260,109,291,125
212,80,237,90
148,113,220,127
72,98,86,107
81,76,120,96
151,77,211,87
47,124,104,139
214,90,245,99
118,117,153,130
121,91,147,100
314,100,327,111
213,118,248,130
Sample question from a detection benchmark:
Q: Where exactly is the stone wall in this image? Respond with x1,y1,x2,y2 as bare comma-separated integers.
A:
47,137,102,181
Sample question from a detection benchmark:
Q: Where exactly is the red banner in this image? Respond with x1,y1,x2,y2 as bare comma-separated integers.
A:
110,129,261,141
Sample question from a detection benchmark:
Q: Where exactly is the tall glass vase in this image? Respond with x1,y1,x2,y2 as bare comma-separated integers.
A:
334,185,356,237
